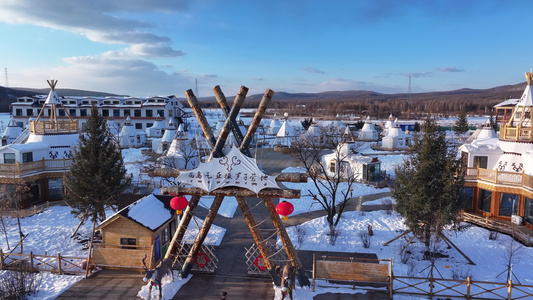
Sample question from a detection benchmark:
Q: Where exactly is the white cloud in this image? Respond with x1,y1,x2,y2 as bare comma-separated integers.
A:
0,1,187,58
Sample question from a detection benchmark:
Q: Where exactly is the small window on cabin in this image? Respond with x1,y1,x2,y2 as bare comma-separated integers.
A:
15,109,22,116
473,156,488,169
135,123,143,130
80,109,87,117
102,109,109,117
134,110,141,117
146,110,153,117
4,153,15,164
69,109,76,116
58,109,65,117
26,109,33,116
120,238,137,249
329,160,336,173
113,109,120,117
162,227,169,244
157,110,165,117
22,152,33,163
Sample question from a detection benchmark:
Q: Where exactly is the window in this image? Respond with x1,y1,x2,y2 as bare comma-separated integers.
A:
135,123,143,130
120,238,137,249
499,193,518,217
102,109,109,117
69,109,76,116
146,110,153,117
124,110,131,117
146,123,153,128
157,110,165,117
113,109,120,117
329,160,336,173
4,153,15,164
22,152,33,163
162,227,169,244
26,109,33,116
169,110,173,117
524,197,533,225
80,109,87,117
478,189,492,213
48,178,63,200
58,109,65,117
460,151,468,167
15,109,22,116
134,109,141,117
459,187,474,209
473,156,488,169
47,109,51,116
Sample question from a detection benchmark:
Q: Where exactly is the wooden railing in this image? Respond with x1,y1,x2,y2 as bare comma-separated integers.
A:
464,167,533,191
394,275,533,299
29,119,78,134
0,250,86,275
499,124,533,141
461,212,533,246
0,158,72,177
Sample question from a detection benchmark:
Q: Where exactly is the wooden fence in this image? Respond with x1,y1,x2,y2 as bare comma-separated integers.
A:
464,168,533,192
393,275,533,299
461,212,533,246
0,250,86,275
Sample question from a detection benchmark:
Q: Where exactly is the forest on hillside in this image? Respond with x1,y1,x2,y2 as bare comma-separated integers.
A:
1,81,526,118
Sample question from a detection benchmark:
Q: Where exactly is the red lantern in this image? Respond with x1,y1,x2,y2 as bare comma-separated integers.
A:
276,200,294,221
170,196,188,215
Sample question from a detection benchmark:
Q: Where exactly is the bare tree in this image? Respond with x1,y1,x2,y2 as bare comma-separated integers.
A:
0,182,35,254
498,238,525,282
160,138,199,170
291,132,360,244
0,262,42,300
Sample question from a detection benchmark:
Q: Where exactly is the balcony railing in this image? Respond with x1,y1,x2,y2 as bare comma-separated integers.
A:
29,120,79,134
499,124,533,141
464,167,533,191
0,158,72,177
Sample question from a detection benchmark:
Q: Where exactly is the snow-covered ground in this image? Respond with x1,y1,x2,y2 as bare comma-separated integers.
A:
2,112,530,299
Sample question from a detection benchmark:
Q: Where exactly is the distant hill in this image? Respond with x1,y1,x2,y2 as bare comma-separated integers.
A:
0,82,526,116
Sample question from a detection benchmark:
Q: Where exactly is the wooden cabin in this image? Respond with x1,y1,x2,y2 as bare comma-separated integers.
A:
92,194,178,270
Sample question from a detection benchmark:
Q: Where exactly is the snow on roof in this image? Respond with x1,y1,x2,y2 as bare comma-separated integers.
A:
25,132,79,147
494,98,520,107
127,194,172,230
1,142,50,152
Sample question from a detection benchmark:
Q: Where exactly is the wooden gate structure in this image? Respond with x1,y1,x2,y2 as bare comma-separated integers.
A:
157,85,310,286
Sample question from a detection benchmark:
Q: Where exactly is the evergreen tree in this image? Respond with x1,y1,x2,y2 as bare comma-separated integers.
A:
453,109,469,135
392,113,464,258
64,106,130,224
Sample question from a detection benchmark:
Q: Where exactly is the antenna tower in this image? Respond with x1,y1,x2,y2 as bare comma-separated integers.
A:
408,75,412,101
195,78,198,98
4,68,9,99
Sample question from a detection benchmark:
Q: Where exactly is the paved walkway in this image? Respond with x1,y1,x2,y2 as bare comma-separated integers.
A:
58,149,392,299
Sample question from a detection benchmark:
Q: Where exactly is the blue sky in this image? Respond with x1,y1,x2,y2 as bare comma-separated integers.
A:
0,1,531,98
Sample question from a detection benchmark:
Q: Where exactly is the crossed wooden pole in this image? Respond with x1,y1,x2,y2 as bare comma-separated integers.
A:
162,86,310,286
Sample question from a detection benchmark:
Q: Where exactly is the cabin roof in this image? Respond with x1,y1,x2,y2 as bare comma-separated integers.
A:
97,194,175,232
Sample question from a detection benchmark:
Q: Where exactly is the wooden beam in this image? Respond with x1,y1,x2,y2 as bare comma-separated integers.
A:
235,196,280,285
185,89,216,149
210,85,248,159
164,195,201,262
240,89,274,153
262,197,310,286
161,186,301,199
213,85,251,157
180,195,225,278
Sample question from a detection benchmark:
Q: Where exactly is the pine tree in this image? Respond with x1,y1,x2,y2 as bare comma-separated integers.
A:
392,113,464,258
64,106,130,224
453,109,469,135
